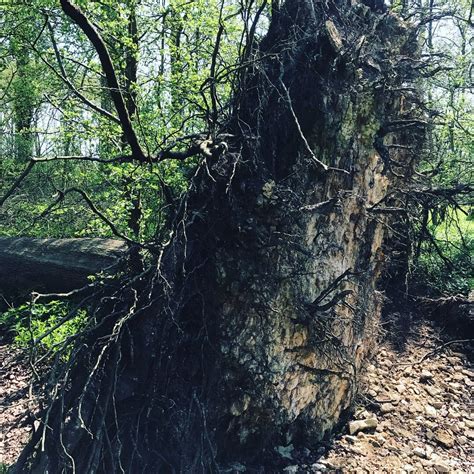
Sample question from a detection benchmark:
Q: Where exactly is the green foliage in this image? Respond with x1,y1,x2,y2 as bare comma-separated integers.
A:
0,0,267,240
411,0,473,297
0,301,86,356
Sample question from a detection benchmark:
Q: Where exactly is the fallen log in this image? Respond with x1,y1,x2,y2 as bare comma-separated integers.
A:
0,238,127,298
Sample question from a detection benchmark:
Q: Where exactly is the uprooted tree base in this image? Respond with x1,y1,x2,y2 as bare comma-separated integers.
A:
12,1,425,472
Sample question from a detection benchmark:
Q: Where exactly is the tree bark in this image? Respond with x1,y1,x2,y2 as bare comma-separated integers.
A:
12,1,424,472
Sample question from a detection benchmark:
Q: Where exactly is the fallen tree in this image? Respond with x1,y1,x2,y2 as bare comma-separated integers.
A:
10,0,425,471
0,238,127,297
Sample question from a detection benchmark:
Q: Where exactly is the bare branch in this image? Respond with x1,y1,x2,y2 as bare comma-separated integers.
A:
44,17,121,125
32,155,132,164
0,161,35,207
60,188,143,247
60,0,145,160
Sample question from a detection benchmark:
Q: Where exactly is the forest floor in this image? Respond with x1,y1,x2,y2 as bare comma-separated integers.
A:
0,343,34,467
1,318,473,472
312,319,474,473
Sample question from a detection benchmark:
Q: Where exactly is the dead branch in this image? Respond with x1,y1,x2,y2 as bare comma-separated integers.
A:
400,339,472,366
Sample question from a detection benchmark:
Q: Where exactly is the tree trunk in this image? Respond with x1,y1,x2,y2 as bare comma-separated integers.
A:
11,39,36,162
0,238,127,297
13,1,423,472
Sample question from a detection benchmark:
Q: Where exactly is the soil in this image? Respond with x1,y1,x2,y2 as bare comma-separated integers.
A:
1,318,473,472
0,344,36,467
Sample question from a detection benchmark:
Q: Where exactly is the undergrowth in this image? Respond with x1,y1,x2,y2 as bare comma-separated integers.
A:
0,300,86,357
414,208,473,295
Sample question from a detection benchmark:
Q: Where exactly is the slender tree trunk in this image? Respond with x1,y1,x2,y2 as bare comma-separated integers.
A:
123,1,142,236
13,1,423,472
121,0,144,271
11,47,35,162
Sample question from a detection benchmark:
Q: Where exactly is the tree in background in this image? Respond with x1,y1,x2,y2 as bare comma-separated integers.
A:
410,0,473,296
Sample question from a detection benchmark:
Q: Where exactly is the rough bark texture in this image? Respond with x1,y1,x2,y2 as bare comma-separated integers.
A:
0,238,127,297
202,0,420,460
13,1,423,472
